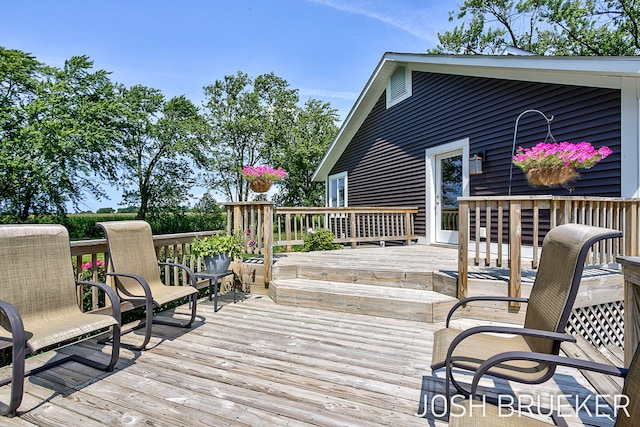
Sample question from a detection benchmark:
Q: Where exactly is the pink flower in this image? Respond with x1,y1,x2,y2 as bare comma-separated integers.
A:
81,259,105,271
513,141,612,172
241,165,288,182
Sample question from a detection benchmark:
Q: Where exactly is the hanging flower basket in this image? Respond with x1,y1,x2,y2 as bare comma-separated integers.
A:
249,179,273,193
513,142,612,188
526,165,579,187
242,165,288,193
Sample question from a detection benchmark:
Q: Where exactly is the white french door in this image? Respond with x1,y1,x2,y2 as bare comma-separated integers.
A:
425,139,469,245
435,151,463,244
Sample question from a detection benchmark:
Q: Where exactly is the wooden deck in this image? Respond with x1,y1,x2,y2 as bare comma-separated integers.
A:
0,294,617,426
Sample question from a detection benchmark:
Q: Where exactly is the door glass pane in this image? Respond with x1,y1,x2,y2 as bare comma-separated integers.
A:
440,155,462,231
337,178,345,207
330,179,338,207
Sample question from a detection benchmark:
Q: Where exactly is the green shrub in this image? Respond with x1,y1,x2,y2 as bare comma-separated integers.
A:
1,209,226,240
302,229,341,252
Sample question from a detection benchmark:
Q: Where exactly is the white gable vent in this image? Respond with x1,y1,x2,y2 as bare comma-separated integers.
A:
386,64,412,108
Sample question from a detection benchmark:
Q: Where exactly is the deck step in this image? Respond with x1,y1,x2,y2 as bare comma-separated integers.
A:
269,278,459,322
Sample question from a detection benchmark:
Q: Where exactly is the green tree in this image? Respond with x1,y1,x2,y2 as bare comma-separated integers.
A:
116,85,203,220
96,207,116,214
199,72,298,202
431,0,640,55
0,48,119,220
273,99,339,207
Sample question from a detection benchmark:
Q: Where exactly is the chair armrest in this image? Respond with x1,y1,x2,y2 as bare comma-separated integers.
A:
470,351,628,398
106,271,153,300
0,301,26,415
76,281,122,323
158,261,197,287
446,325,576,368
445,296,530,326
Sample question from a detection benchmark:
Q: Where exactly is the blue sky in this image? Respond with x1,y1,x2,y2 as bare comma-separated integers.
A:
2,0,454,211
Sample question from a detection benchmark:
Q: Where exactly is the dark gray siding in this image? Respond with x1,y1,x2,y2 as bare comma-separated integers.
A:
329,71,621,236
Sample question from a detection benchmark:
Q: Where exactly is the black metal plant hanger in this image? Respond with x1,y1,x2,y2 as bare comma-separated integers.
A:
508,109,556,195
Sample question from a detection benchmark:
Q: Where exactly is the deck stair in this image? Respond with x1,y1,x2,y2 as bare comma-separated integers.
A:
268,247,461,322
269,278,458,322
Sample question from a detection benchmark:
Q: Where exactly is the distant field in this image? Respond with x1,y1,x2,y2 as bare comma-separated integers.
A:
12,212,225,240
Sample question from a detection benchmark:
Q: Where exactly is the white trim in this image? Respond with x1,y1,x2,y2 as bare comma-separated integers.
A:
327,171,348,207
621,79,640,197
425,138,470,245
312,52,640,190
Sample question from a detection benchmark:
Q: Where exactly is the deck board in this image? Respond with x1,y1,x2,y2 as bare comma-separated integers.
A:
0,295,616,426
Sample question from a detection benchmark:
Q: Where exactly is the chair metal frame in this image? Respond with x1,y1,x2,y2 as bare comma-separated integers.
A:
432,224,623,405
99,221,198,351
0,225,121,416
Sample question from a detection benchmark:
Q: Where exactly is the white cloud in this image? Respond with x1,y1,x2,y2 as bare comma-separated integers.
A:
307,0,444,44
299,88,359,100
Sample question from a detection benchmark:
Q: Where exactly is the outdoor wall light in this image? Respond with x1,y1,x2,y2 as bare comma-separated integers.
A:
469,151,484,175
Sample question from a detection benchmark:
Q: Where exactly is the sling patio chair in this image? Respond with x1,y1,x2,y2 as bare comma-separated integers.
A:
449,344,638,426
0,224,121,416
430,224,622,406
98,220,198,351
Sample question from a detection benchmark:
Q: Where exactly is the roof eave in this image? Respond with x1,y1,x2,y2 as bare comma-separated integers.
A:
312,53,640,182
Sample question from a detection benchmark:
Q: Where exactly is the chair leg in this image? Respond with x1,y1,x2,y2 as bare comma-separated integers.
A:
118,294,197,351
152,293,197,329
0,342,26,416
0,323,121,417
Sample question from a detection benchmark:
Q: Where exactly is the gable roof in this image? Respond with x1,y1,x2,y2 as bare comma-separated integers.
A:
312,52,640,182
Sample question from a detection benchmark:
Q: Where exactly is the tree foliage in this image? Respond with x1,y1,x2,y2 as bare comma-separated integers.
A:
2,47,339,219
0,47,120,220
116,85,203,220
199,72,298,202
431,0,640,55
273,99,339,207
199,72,338,205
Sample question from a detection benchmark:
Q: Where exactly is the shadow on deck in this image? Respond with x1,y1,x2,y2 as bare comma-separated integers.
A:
0,295,616,426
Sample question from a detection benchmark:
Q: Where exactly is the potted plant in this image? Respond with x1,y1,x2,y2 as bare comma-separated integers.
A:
513,141,612,187
190,233,244,274
242,165,288,193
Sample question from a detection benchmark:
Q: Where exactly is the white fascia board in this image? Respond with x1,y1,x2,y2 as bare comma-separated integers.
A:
312,54,397,182
312,52,640,182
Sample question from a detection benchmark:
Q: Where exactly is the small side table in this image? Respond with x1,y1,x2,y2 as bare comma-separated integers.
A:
194,270,236,312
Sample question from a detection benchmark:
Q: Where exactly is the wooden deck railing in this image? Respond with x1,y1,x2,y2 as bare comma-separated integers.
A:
70,230,219,311
223,203,419,286
458,196,638,304
273,206,418,250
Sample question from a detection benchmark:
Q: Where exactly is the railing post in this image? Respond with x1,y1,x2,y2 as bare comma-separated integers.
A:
350,211,357,249
263,203,273,287
285,213,292,252
458,199,469,301
625,200,638,256
405,211,412,245
509,200,522,310
233,204,243,233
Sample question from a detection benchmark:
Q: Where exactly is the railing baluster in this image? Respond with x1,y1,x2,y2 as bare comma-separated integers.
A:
485,201,491,267
497,201,503,267
509,200,522,310
474,202,481,266
532,201,539,269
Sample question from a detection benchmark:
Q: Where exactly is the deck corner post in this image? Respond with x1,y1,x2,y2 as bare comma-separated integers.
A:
263,203,274,287
458,200,469,301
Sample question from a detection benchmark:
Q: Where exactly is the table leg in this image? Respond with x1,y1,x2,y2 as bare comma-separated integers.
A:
214,277,219,312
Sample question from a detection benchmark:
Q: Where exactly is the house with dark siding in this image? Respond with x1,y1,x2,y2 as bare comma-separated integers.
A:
312,53,640,245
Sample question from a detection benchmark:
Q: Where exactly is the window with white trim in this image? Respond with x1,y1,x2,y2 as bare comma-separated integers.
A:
386,64,412,108
327,172,347,207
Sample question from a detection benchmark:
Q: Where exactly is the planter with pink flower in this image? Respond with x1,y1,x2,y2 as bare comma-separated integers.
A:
512,141,612,187
242,165,288,193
